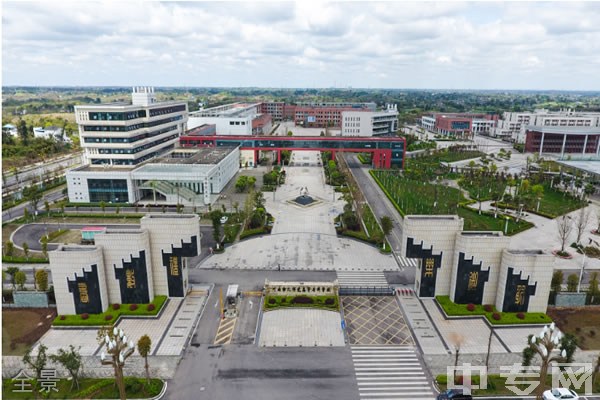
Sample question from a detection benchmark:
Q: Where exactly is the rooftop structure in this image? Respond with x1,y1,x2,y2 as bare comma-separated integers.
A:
188,103,271,135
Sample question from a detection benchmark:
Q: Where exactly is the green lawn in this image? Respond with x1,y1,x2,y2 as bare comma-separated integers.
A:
436,296,552,325
458,207,533,235
53,295,167,326
370,170,533,236
535,184,585,217
2,377,163,399
458,176,506,202
264,294,339,311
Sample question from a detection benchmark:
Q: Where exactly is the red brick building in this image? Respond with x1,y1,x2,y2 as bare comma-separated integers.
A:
525,127,600,156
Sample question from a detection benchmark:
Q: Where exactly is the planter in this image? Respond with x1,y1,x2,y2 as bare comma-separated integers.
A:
552,250,573,259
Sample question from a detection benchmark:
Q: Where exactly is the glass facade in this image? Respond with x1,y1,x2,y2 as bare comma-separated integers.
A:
84,127,178,144
149,104,186,117
88,179,129,203
95,134,178,154
83,115,183,132
451,121,470,130
88,110,147,121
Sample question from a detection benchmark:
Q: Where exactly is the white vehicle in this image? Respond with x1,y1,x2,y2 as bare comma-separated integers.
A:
543,388,579,400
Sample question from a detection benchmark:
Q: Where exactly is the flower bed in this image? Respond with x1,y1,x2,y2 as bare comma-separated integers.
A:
436,296,551,325
264,295,339,311
53,295,167,326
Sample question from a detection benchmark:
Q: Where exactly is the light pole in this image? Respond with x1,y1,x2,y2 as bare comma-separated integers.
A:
528,323,567,400
577,244,586,293
100,327,135,400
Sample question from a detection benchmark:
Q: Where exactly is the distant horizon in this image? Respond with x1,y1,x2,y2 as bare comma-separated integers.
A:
3,85,600,94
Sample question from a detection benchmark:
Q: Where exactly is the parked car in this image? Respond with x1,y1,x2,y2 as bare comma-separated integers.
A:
436,389,473,400
543,388,579,400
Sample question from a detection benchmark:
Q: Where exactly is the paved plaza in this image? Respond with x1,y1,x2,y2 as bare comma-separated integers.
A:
199,150,398,271
33,291,208,357
258,308,345,347
342,296,414,346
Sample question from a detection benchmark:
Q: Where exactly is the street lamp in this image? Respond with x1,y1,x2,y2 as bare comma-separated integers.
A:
100,327,135,400
577,244,587,293
528,323,567,400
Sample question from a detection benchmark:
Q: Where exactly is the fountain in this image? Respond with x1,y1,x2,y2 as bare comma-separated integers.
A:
290,186,319,207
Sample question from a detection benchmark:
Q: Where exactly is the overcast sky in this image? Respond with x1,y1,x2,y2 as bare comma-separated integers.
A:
3,1,600,90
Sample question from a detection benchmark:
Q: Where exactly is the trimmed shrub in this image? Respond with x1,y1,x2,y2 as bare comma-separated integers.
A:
492,312,501,321
268,298,277,305
59,315,66,320
466,303,475,312
291,296,313,304
147,304,156,312
454,375,463,385
81,313,89,320
325,298,335,305
483,304,493,312
129,304,138,311
105,314,113,321
516,312,525,320
112,303,120,310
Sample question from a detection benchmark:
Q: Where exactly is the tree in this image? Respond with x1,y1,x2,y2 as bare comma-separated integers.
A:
210,210,224,250
137,335,152,385
41,236,48,258
567,273,579,292
50,345,82,390
560,333,578,365
35,269,49,292
15,270,27,290
44,200,50,215
574,207,591,245
6,266,19,289
17,119,30,145
23,208,29,221
5,240,15,257
380,216,393,250
551,270,563,294
23,185,42,214
23,344,48,389
531,184,544,212
556,215,573,254
253,190,265,210
22,242,30,260
449,332,464,381
522,335,536,366
100,201,106,214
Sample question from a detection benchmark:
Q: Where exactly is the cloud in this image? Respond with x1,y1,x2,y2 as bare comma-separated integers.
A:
1,1,599,90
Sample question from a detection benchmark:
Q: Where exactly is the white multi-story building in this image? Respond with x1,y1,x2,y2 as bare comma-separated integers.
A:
188,103,272,135
67,147,240,205
492,109,600,143
75,87,188,166
341,105,399,137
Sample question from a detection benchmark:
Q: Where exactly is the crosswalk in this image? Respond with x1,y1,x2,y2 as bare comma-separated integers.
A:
351,346,436,400
337,271,388,287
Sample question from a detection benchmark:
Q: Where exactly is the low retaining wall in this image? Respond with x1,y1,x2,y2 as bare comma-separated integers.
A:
555,292,587,307
2,355,181,380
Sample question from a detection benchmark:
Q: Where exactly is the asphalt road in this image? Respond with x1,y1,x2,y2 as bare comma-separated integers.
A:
2,152,82,189
2,187,66,223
